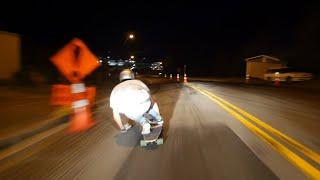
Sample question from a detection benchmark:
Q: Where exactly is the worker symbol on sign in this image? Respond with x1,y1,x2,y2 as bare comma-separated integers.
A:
72,45,80,80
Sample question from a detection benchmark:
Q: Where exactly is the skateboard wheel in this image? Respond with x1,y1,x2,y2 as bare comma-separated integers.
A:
156,138,163,145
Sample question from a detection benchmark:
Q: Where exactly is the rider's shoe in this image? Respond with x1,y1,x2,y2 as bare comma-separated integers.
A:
141,123,151,135
155,118,163,125
147,118,163,125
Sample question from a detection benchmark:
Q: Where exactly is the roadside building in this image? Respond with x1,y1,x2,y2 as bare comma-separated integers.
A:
245,55,285,79
0,31,21,80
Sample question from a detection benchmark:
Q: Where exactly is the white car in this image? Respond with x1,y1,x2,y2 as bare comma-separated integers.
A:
264,68,313,82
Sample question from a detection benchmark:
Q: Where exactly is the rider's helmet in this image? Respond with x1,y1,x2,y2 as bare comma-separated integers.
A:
119,69,135,82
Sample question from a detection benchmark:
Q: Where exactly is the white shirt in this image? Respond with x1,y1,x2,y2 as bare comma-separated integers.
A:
110,80,151,120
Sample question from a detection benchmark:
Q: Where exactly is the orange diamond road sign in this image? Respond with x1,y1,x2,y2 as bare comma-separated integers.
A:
50,38,100,83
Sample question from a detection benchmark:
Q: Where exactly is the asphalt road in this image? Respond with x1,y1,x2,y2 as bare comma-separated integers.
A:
0,81,319,179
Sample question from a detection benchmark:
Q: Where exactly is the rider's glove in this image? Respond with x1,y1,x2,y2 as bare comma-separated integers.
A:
120,123,132,133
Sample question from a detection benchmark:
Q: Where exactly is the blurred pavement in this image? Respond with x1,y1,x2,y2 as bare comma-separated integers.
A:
0,86,70,148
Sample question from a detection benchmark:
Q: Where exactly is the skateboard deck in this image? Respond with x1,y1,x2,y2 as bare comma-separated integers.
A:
140,125,163,146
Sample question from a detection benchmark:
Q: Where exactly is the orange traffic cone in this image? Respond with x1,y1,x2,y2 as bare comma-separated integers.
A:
245,74,250,84
69,106,95,133
68,83,95,133
274,78,280,87
183,73,188,83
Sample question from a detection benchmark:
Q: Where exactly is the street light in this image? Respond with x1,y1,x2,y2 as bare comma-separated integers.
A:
129,34,134,39
123,33,135,46
130,55,135,59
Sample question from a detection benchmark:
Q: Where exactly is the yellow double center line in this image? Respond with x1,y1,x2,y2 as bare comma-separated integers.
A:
187,84,320,179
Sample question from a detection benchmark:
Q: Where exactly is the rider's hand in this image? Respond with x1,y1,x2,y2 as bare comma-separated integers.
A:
120,123,132,133
120,129,127,133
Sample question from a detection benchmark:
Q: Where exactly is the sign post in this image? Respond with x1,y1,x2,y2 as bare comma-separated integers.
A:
50,38,100,133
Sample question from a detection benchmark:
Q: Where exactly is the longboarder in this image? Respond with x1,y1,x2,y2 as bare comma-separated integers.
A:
110,69,164,138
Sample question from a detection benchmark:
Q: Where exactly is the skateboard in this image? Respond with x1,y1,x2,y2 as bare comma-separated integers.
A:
140,125,163,147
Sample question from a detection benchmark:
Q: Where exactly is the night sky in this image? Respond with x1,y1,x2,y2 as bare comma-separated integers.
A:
1,1,320,75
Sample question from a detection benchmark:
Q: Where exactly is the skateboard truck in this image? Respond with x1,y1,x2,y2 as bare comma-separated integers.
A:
140,138,163,147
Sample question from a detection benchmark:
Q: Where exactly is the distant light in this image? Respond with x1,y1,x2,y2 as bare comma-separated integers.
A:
117,60,124,66
107,56,110,59
275,72,280,75
159,73,162,75
129,34,134,39
108,60,117,66
130,55,135,59
99,60,103,63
